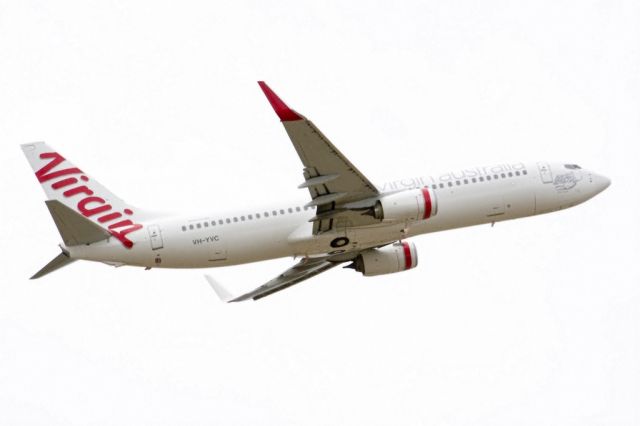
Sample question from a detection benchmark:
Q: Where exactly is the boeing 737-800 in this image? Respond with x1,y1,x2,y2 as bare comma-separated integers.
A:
21,82,611,302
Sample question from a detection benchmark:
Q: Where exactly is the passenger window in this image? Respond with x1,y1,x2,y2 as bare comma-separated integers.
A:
439,183,444,188
181,226,187,232
501,173,506,178
296,207,301,212
189,224,194,230
523,170,528,175
248,214,253,220
288,208,293,213
447,182,453,187
226,218,231,224
280,209,285,215
515,171,521,176
456,181,461,186
233,217,238,222
472,178,477,183
479,177,484,182
432,184,437,189
508,172,513,177
218,219,223,225
256,213,261,219
265,212,269,217
463,179,468,184
204,222,209,227
241,216,245,221
211,221,216,226
494,174,499,179
487,175,492,181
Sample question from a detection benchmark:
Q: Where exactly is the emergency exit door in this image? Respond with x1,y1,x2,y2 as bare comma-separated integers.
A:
148,225,164,250
537,162,553,184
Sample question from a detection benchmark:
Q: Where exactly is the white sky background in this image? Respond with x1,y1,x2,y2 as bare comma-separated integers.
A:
0,0,639,424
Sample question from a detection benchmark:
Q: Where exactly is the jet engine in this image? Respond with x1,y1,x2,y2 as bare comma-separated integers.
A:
348,241,418,276
370,188,437,222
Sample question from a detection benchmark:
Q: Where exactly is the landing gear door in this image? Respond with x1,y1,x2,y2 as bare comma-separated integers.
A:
537,162,553,184
148,225,164,250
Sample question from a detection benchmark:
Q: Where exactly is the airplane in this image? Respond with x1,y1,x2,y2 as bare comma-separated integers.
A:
21,81,611,302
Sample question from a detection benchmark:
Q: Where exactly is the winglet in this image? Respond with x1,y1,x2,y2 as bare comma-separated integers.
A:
257,81,303,122
205,275,234,303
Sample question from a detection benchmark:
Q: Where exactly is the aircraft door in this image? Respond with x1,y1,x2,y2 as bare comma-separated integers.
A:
208,235,227,261
148,225,164,250
537,162,553,184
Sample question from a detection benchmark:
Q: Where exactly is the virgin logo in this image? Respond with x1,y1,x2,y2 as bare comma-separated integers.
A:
36,152,143,249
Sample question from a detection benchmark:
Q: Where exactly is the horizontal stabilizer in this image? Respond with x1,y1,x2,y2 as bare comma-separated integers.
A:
31,250,76,279
205,275,234,303
45,200,111,246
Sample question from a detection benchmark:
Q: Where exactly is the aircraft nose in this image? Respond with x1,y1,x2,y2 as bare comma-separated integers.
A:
592,172,611,194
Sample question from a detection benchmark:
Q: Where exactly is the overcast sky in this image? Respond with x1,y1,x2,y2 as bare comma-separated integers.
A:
1,1,639,425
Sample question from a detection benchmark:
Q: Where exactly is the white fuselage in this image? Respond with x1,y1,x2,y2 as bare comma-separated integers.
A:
66,161,610,269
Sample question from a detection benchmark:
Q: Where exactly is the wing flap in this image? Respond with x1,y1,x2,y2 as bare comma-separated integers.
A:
298,174,340,188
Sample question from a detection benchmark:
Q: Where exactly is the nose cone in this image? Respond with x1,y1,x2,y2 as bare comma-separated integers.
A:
594,173,611,194
582,171,611,201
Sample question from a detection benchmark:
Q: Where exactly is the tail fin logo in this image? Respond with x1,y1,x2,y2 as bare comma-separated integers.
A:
36,152,143,248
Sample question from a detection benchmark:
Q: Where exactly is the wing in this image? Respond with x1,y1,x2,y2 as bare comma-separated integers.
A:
206,256,341,302
258,82,381,233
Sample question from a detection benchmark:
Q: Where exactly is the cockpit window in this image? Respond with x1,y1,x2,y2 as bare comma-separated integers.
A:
564,164,581,170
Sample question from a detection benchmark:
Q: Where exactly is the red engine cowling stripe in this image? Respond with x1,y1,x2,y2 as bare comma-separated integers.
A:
421,188,432,219
402,241,412,270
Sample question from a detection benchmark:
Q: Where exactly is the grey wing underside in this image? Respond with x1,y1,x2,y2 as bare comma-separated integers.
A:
258,82,382,233
206,257,342,302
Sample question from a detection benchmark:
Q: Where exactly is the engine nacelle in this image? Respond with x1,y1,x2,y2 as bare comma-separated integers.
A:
372,188,437,222
351,242,418,276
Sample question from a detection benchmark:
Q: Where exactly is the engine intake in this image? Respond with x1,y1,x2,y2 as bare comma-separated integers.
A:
372,188,437,222
350,241,418,276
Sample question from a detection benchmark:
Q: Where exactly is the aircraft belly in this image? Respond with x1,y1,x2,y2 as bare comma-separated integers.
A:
66,235,153,267
346,223,407,249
